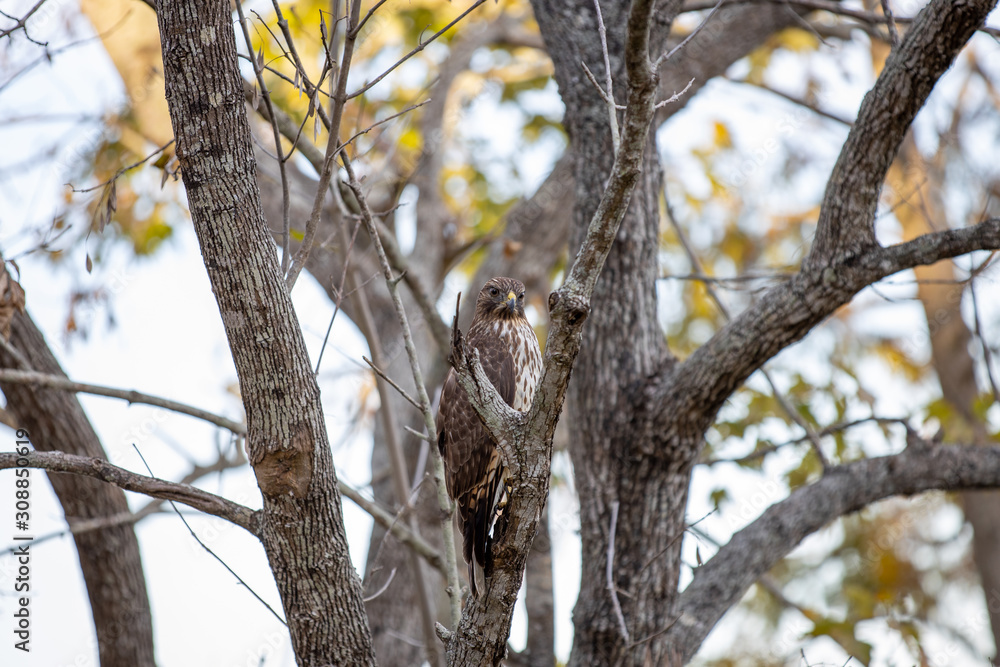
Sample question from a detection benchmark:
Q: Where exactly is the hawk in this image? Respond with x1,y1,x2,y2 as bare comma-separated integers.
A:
437,277,542,598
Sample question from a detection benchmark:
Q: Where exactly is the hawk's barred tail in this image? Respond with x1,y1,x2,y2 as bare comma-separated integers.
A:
462,461,506,598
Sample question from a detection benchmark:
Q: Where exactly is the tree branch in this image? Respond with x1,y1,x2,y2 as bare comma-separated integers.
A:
647,0,999,434
0,451,260,535
668,438,1000,663
0,369,246,434
650,216,1000,435
342,151,464,641
806,0,996,269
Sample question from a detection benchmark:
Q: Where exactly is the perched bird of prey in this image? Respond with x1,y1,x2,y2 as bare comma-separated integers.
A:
437,277,542,598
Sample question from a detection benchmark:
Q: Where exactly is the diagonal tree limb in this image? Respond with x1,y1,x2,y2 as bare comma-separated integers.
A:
647,0,999,433
807,0,996,269
0,369,246,434
0,451,260,534
667,438,1000,663
648,216,1000,435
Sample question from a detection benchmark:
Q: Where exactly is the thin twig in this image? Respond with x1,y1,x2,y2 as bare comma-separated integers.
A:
70,141,175,194
338,482,445,574
0,0,48,42
363,567,397,602
333,153,444,664
0,10,134,95
657,0,727,67
363,355,422,411
592,0,620,152
404,425,434,443
664,194,829,468
353,0,392,36
347,0,488,100
580,61,623,109
315,215,364,375
0,337,31,370
701,416,908,466
680,0,1000,39
336,100,431,153
0,451,258,534
10,452,246,553
970,282,1000,405
654,78,696,109
728,76,854,126
285,0,364,290
880,0,899,47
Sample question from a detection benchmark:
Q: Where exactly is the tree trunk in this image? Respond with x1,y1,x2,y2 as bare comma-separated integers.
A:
0,310,156,667
155,0,375,663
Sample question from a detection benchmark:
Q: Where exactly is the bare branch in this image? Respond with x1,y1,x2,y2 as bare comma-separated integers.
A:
656,0,726,67
0,451,259,534
807,0,995,270
880,0,899,46
607,501,630,643
362,355,422,412
591,0,620,151
668,439,1000,663
0,0,48,41
0,369,246,434
664,195,829,467
284,0,363,290
648,0,999,434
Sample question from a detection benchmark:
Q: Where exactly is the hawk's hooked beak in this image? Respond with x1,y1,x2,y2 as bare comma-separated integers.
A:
506,291,517,311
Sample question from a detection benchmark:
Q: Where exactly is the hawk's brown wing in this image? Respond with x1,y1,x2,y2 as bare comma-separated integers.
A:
437,330,516,595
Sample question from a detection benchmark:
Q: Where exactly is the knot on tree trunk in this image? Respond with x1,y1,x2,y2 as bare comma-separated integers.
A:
253,425,314,498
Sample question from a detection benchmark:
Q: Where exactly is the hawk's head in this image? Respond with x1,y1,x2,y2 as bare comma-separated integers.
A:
475,276,527,321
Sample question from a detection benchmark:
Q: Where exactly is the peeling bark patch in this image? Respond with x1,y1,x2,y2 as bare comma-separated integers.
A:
255,429,313,498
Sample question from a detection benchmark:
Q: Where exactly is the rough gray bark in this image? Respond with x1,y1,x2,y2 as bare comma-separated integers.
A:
0,310,156,667
155,0,375,664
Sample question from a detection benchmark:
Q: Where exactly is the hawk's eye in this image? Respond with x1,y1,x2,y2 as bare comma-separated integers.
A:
518,293,524,301
489,287,499,297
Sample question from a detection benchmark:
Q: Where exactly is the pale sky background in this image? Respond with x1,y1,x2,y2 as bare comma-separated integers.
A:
2,1,1000,666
